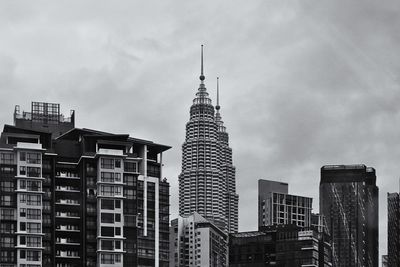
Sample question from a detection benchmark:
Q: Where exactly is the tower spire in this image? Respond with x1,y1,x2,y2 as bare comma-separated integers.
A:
200,45,205,82
216,77,220,111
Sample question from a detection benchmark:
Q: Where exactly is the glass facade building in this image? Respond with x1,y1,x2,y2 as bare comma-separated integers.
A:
320,164,378,267
387,193,400,266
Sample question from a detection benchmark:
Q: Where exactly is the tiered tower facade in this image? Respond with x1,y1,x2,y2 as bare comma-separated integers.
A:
178,46,238,233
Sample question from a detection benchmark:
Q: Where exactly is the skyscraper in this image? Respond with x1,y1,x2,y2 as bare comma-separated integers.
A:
178,46,238,233
387,192,400,266
320,164,379,267
0,102,171,267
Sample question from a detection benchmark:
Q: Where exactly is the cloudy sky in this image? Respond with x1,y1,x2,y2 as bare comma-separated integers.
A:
1,0,399,258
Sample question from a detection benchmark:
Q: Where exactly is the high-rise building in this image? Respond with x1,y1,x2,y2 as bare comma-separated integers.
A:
387,192,400,266
178,46,238,233
0,102,171,267
169,212,228,267
229,224,332,267
320,164,379,267
258,179,312,228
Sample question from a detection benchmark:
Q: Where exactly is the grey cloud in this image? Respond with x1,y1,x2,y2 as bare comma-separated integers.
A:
0,0,398,258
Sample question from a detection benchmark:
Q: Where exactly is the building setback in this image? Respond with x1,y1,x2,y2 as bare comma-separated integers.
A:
169,212,228,267
387,192,400,266
320,164,379,267
178,46,238,233
258,179,312,228
0,102,170,267
229,224,332,267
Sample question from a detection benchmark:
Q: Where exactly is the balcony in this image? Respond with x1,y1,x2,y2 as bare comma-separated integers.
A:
56,238,80,246
55,251,80,259
56,225,80,232
56,212,80,219
55,199,80,206
55,186,80,192
56,172,80,179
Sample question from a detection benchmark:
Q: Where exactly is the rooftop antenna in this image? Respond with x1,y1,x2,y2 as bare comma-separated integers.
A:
216,77,220,111
199,45,205,83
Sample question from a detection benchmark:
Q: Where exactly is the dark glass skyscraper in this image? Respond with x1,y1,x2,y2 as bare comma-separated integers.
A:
387,192,400,266
178,46,238,233
320,164,379,267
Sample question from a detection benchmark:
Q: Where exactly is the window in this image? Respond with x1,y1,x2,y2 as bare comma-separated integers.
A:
115,240,121,250
21,194,41,206
20,236,26,245
20,180,26,189
20,166,26,176
27,153,41,164
1,181,14,192
100,253,120,264
27,167,40,177
115,227,121,236
124,161,137,173
101,158,114,169
101,240,114,250
100,185,121,197
20,208,26,217
0,195,12,206
26,181,41,191
0,223,14,233
27,209,41,220
114,159,121,168
0,153,14,164
101,227,114,237
20,222,26,231
124,189,135,199
101,199,114,210
115,214,121,222
27,236,41,247
27,223,41,233
0,237,14,247
27,250,41,261
20,250,26,259
123,174,135,186
101,213,114,224
0,209,15,220
20,152,26,161
115,200,121,209
101,172,114,183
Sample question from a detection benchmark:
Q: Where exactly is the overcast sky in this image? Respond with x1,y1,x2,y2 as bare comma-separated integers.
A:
1,0,399,258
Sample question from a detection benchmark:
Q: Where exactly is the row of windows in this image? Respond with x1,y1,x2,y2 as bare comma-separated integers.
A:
20,222,41,233
101,226,121,237
100,253,121,264
101,199,121,210
20,250,41,261
0,209,15,220
19,180,41,191
101,240,122,251
100,212,121,224
20,194,41,206
99,185,122,197
101,158,121,169
0,153,14,164
101,172,121,183
20,208,41,220
20,236,41,247
20,152,41,164
19,166,41,177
